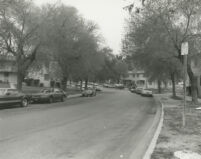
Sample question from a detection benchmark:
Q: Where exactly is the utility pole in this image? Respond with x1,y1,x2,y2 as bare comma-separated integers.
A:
181,42,188,127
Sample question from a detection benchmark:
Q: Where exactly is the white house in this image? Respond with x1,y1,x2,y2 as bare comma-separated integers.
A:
122,69,172,89
28,61,62,87
0,55,17,85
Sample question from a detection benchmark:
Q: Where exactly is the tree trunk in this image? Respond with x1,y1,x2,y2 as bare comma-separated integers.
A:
187,64,198,104
17,71,23,91
190,75,198,104
85,79,88,90
80,80,83,90
171,73,176,98
61,76,67,91
197,76,201,98
164,81,168,89
157,79,162,94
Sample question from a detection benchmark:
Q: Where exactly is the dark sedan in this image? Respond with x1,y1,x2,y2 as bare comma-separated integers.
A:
0,88,30,108
31,88,66,103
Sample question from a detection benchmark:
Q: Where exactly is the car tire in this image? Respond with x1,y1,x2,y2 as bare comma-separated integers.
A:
49,96,54,103
21,98,28,107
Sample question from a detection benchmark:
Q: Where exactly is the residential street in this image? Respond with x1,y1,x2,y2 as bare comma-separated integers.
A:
0,89,156,159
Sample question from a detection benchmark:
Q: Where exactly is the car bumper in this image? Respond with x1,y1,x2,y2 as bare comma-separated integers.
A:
141,93,153,97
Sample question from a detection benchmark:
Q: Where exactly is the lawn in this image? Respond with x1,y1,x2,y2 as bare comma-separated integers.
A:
151,94,201,159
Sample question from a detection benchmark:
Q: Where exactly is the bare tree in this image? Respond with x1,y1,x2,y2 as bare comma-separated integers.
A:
0,0,42,90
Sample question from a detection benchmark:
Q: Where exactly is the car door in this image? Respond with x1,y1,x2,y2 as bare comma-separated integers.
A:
0,89,9,106
0,89,21,107
5,89,22,105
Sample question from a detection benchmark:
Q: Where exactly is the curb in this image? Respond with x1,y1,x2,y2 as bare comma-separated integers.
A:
142,96,164,159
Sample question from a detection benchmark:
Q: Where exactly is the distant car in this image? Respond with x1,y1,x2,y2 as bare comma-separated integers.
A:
115,84,125,89
95,86,102,92
103,84,115,88
103,84,110,88
82,88,96,97
135,87,144,94
31,88,66,103
141,89,153,97
130,88,135,93
0,88,30,107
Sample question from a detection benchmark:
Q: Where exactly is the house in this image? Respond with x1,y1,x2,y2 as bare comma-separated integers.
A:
27,61,62,87
122,69,172,89
0,55,17,85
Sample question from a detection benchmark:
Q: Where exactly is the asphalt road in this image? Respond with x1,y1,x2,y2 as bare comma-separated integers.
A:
0,89,157,159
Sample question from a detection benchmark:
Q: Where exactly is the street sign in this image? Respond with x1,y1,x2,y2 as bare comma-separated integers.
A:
181,42,188,127
181,42,189,55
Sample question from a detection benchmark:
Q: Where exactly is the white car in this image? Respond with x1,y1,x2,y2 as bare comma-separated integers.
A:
135,87,144,94
141,89,153,97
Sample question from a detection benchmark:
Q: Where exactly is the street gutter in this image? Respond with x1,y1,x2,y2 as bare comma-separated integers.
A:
67,94,82,99
129,95,164,159
142,96,164,159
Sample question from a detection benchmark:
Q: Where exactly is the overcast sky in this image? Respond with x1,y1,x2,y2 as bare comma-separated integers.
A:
34,0,135,54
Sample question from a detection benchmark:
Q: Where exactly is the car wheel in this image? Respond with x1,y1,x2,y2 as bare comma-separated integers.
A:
21,98,28,107
49,97,54,103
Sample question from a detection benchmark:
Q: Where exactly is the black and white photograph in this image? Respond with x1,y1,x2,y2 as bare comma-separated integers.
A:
0,0,201,158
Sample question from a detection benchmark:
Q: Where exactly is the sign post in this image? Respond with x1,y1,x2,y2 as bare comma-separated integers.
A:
181,42,188,127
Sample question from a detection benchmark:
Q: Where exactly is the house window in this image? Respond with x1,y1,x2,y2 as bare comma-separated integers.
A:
44,74,49,81
132,74,135,78
4,72,9,77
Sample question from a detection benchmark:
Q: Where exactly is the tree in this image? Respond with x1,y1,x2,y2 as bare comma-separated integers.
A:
123,8,182,95
40,4,103,90
71,21,103,89
96,47,128,83
114,57,128,83
141,0,201,103
95,47,117,82
0,0,42,90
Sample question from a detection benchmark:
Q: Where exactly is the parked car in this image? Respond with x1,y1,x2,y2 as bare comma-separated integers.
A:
141,89,153,97
115,84,125,89
130,88,135,93
103,84,110,88
31,88,66,103
103,84,115,88
95,86,102,92
135,87,144,94
82,88,96,97
0,88,30,107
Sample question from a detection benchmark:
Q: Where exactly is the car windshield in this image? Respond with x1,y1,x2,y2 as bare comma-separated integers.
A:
0,89,6,95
